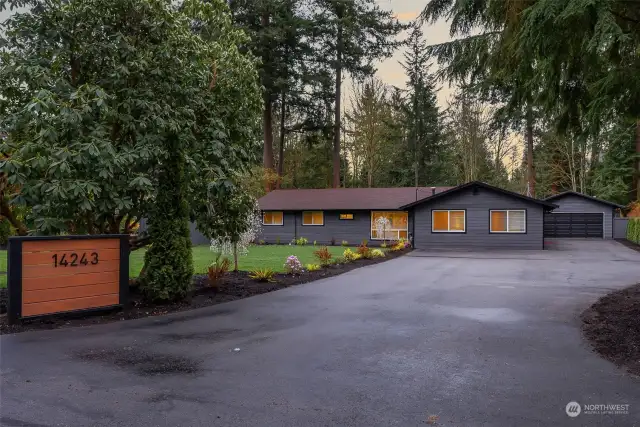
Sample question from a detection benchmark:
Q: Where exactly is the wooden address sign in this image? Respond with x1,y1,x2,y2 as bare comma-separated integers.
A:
7,235,129,323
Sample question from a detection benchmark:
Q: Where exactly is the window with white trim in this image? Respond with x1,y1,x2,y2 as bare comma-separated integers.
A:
302,211,324,225
490,210,526,233
432,210,466,232
371,211,408,240
262,211,283,225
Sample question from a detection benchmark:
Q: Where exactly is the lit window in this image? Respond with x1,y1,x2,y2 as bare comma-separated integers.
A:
490,210,526,233
302,211,324,225
262,211,283,225
339,213,354,220
432,210,466,232
371,211,408,240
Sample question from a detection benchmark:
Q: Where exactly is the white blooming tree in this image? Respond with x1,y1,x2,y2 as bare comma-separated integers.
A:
197,178,262,271
374,216,391,243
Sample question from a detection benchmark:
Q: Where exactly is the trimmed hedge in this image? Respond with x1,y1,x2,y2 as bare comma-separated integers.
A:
627,218,640,244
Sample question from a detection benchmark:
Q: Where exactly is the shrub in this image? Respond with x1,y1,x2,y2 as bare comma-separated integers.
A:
333,256,347,264
314,246,333,266
0,219,11,246
140,151,193,301
371,249,385,258
258,239,266,245
207,256,230,287
628,218,640,244
361,239,368,246
276,236,280,245
391,242,405,251
341,240,349,246
343,248,358,261
357,242,372,259
380,242,387,248
352,253,362,260
330,237,336,246
284,255,304,274
313,240,317,246
306,263,321,272
295,236,308,246
249,268,276,282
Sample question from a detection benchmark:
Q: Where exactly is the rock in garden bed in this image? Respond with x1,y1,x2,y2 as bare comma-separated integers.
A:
0,248,409,334
582,282,640,376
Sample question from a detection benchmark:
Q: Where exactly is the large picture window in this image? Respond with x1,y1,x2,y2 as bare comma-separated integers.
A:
432,210,466,232
302,211,324,226
371,211,408,240
262,211,283,226
490,210,526,233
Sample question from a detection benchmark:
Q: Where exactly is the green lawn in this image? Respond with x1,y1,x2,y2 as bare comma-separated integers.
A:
129,244,351,277
0,245,356,288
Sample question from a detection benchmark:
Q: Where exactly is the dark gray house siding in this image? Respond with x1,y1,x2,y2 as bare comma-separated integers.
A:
411,186,545,250
293,210,372,245
547,194,614,238
259,211,296,244
258,210,409,246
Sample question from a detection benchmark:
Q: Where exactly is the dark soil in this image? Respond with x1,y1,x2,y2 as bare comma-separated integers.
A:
0,249,409,335
582,283,640,376
615,238,640,253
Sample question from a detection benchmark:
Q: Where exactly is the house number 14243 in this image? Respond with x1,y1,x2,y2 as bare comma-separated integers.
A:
52,252,99,267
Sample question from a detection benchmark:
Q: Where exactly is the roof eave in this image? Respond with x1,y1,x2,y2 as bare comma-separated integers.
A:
543,191,625,209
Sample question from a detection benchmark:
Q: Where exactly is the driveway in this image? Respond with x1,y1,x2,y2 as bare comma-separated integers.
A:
2,240,640,426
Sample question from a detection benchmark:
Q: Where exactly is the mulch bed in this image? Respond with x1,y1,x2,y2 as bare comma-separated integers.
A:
615,238,640,253
0,249,409,335
582,283,640,376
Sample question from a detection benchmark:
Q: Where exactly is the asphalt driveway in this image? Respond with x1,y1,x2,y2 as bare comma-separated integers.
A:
2,240,640,426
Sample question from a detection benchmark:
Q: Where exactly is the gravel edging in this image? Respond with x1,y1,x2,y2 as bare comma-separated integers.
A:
0,249,410,335
582,283,640,376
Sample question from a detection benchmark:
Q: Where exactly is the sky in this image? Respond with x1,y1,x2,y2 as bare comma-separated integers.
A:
374,0,454,108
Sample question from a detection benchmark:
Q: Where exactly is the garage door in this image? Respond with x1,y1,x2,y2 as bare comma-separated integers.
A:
544,213,603,238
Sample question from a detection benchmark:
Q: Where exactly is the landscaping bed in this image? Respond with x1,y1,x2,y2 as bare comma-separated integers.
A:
582,283,640,376
0,247,409,334
615,238,640,253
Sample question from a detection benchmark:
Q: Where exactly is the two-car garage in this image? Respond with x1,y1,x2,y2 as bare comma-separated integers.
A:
543,192,623,239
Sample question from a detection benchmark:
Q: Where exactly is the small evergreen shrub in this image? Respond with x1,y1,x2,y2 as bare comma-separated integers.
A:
306,263,321,272
295,236,308,246
343,248,358,261
371,249,385,258
341,240,349,246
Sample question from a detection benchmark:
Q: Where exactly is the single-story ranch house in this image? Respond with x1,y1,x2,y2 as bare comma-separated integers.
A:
257,181,624,250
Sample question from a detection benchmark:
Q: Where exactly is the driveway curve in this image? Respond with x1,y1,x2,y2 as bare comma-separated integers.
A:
2,240,640,426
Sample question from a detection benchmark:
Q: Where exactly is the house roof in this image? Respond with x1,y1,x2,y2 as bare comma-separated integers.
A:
258,186,453,211
399,181,559,209
543,191,625,209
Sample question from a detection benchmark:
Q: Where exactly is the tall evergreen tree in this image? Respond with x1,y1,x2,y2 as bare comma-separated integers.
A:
401,23,441,187
314,0,404,188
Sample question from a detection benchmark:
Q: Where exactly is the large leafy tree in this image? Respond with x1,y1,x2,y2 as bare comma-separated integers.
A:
0,0,262,299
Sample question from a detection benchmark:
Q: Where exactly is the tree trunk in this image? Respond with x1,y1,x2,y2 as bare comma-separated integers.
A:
332,24,343,189
525,107,535,197
261,12,274,192
277,91,286,188
233,242,238,272
263,95,274,186
635,118,640,201
0,198,27,236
